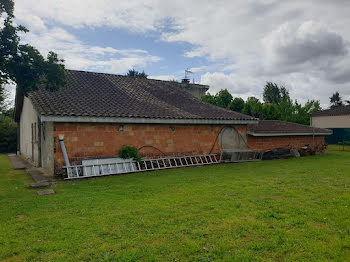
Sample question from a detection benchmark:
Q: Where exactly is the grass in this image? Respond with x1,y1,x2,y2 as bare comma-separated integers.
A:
0,147,350,261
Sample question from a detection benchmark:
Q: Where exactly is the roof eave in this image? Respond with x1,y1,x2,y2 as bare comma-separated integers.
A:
40,115,258,125
311,113,350,117
247,131,332,137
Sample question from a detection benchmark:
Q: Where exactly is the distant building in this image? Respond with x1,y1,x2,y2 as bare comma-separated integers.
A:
311,106,350,143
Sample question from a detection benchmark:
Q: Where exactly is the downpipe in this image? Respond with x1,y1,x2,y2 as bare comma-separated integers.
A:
58,134,73,177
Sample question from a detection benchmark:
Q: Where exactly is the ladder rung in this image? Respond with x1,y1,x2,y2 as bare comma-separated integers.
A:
65,153,240,179
137,161,141,171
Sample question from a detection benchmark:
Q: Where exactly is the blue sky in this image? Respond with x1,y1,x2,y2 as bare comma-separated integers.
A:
71,26,206,81
8,0,350,107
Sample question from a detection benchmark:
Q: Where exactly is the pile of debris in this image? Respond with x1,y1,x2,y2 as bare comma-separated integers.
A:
262,144,322,160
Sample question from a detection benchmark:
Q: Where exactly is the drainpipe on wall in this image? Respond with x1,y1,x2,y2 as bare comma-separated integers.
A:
59,134,71,167
17,122,20,155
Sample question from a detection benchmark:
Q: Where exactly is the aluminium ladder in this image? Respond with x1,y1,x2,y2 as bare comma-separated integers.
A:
64,154,220,179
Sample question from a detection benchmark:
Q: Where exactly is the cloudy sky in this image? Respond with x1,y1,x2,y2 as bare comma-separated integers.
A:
10,0,350,107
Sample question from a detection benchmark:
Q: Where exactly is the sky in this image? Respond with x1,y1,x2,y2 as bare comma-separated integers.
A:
6,0,350,107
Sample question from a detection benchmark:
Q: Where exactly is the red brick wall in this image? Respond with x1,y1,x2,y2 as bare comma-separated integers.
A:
248,135,326,151
53,123,247,174
52,122,326,175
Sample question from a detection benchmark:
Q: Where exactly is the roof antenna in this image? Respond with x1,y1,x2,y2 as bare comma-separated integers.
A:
182,68,193,84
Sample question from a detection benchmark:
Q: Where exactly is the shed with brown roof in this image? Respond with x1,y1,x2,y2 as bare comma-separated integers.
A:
247,120,331,152
248,120,332,136
15,69,330,176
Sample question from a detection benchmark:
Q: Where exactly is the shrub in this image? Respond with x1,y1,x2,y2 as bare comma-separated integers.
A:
0,115,17,153
119,145,141,161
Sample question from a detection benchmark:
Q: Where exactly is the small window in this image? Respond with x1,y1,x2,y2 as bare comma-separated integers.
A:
119,125,124,133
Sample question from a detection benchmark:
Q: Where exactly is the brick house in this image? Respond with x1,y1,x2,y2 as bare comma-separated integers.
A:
14,69,331,176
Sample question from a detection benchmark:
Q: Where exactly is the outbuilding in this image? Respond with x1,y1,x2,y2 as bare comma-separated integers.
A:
14,69,331,177
311,106,350,144
247,120,331,151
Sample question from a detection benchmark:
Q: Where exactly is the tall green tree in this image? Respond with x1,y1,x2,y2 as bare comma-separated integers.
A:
229,97,245,112
201,89,233,109
0,0,66,96
260,103,281,120
214,89,232,109
330,91,343,108
279,88,294,121
201,85,322,125
263,82,281,104
201,93,216,105
126,69,148,78
242,97,262,118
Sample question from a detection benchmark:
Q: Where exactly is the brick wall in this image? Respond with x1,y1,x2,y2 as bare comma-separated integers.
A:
52,122,326,175
53,123,247,175
247,135,326,151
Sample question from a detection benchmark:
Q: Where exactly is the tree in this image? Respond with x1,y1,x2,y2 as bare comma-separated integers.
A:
260,103,281,120
214,89,232,108
0,0,66,96
279,87,294,121
263,82,281,104
242,97,262,118
201,93,216,105
0,114,16,153
201,89,233,109
230,97,245,112
330,91,343,108
126,69,148,78
201,86,321,125
280,87,290,101
305,100,322,115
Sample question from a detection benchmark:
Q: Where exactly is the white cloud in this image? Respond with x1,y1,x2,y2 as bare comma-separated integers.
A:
149,75,176,81
15,0,162,32
262,21,349,74
13,0,350,105
201,72,253,97
3,83,16,108
20,27,161,74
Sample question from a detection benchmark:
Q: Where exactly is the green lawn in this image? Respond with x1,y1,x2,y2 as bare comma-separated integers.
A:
0,147,350,261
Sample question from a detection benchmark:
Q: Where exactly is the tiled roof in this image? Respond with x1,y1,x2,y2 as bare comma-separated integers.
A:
310,105,350,117
248,120,332,136
26,69,255,121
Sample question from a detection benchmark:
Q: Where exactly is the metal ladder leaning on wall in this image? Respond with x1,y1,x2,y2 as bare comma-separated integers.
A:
65,154,220,179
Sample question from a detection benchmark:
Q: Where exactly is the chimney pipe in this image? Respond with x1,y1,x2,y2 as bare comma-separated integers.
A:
181,78,190,84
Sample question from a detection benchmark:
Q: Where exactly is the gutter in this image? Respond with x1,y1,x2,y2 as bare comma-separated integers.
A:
247,131,333,137
40,115,258,125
